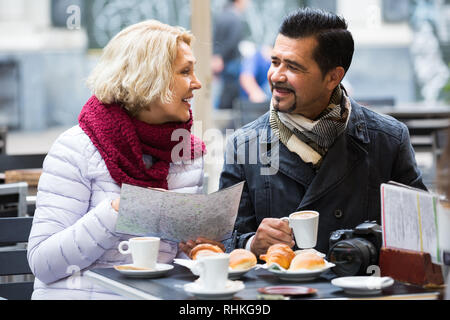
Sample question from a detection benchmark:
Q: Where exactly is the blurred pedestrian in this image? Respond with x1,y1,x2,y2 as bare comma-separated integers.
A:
240,44,272,103
212,0,249,109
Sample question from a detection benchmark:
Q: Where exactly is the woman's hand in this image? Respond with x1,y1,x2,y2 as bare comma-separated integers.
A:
148,187,168,192
112,189,166,212
179,237,226,258
111,198,120,212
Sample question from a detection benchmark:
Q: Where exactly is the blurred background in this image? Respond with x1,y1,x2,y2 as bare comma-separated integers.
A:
0,0,449,192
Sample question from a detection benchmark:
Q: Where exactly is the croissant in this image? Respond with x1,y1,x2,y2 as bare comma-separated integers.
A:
190,243,224,260
229,249,257,270
259,243,295,269
289,252,326,270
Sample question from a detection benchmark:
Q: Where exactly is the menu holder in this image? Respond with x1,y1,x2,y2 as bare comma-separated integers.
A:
380,181,447,262
379,246,444,287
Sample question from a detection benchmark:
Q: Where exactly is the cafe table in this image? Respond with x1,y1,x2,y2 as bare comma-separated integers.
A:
84,264,441,300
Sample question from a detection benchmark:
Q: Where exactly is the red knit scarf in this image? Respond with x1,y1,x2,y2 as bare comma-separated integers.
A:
78,95,206,189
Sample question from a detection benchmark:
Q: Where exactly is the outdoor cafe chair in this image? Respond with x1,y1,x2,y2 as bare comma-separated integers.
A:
0,216,34,300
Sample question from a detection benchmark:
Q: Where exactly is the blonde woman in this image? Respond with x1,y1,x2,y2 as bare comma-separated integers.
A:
27,20,223,300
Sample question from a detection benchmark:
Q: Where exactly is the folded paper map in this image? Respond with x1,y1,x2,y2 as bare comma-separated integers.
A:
115,182,245,242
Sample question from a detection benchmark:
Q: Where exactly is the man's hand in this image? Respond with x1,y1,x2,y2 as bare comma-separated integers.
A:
179,237,226,258
250,218,295,257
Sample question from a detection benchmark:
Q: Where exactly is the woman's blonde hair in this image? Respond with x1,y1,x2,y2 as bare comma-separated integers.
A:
86,20,194,116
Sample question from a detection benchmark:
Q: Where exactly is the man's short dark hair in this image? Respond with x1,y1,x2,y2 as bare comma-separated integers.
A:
279,7,354,77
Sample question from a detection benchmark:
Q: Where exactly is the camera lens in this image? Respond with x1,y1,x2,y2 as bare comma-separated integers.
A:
327,238,378,277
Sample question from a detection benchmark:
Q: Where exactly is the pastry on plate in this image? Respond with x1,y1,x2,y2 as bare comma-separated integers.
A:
289,252,326,271
229,249,257,270
190,243,224,260
259,243,295,269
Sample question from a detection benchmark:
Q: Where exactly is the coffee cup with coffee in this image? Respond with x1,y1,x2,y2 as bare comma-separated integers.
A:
281,211,319,249
118,237,160,269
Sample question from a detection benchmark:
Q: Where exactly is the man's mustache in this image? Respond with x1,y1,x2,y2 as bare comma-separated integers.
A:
271,82,295,93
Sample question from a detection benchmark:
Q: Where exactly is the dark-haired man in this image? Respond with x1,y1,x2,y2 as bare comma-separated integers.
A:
220,8,426,256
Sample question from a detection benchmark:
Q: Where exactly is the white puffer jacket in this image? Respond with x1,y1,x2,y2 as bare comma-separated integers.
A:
27,126,204,300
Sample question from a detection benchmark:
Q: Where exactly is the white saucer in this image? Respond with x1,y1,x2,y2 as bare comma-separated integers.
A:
228,266,255,280
184,280,245,300
114,263,173,278
264,262,335,281
331,276,394,295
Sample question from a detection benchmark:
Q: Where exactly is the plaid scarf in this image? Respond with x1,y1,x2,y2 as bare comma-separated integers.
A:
270,85,351,167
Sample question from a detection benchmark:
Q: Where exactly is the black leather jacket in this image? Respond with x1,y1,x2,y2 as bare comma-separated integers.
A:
220,99,426,254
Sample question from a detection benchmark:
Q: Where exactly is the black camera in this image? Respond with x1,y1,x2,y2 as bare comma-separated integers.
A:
326,221,382,277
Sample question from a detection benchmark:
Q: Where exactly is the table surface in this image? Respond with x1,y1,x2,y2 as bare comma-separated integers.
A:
85,264,441,300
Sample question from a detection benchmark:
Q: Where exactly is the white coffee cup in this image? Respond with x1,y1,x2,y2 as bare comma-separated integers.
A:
118,237,160,269
193,253,230,291
281,210,319,249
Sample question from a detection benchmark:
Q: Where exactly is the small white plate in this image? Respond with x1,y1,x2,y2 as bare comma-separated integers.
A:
184,280,245,300
331,276,394,295
114,263,173,278
228,266,255,280
264,261,335,281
